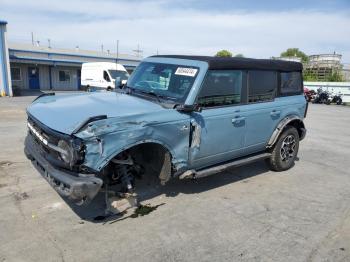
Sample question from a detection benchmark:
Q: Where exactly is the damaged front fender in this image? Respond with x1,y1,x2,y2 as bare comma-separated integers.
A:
75,111,192,173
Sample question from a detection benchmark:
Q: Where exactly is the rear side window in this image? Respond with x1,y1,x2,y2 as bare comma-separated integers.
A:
198,70,242,107
280,72,302,95
248,70,277,103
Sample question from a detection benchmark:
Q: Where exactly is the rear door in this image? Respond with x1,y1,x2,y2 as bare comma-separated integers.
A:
242,70,281,155
189,70,247,169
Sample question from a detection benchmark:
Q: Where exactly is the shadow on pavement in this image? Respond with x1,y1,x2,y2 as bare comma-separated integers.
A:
64,160,270,223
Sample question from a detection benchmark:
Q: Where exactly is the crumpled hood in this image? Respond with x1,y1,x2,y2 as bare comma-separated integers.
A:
27,92,167,134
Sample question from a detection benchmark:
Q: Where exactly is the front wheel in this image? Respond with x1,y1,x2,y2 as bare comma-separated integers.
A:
266,126,299,171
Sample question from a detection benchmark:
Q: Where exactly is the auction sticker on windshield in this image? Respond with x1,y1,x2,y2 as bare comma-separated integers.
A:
175,67,198,77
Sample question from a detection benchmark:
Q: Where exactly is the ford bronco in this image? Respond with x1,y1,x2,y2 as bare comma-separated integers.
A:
24,55,307,205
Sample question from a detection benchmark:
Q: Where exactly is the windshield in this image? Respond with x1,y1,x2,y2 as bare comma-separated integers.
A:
108,70,129,81
127,62,199,102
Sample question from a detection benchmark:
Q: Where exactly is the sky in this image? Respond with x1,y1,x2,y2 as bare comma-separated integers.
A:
0,0,350,62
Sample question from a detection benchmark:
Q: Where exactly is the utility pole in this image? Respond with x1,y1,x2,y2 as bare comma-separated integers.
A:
48,38,51,48
116,40,119,63
133,44,143,58
101,44,104,53
31,32,34,46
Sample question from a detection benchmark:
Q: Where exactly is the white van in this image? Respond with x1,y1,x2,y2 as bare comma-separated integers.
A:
81,62,129,91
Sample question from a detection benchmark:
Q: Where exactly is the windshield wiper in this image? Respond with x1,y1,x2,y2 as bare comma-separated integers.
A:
142,90,162,103
129,89,162,103
124,87,174,104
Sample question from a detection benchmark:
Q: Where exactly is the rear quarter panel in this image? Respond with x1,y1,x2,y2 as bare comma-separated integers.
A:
274,94,307,122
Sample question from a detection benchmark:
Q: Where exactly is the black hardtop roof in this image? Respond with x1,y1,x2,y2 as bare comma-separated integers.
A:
152,55,303,72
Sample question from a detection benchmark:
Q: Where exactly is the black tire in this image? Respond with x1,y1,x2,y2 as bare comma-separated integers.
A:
107,87,112,91
337,98,342,105
266,126,299,171
86,85,91,92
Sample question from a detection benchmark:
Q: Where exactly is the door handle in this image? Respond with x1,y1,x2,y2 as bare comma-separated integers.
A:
232,116,246,124
270,110,281,117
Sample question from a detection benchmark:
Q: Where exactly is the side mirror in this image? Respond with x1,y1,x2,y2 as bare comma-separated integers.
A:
176,104,201,113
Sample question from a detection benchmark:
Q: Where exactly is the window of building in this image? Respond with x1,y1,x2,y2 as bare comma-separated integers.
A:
280,72,302,95
248,70,277,103
59,70,71,82
103,71,111,82
11,67,21,81
197,70,242,107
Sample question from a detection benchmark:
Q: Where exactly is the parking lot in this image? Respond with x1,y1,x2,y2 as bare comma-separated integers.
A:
0,95,350,262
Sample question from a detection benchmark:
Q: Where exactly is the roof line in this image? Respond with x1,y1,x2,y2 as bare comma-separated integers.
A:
9,48,142,62
9,55,137,67
0,20,8,25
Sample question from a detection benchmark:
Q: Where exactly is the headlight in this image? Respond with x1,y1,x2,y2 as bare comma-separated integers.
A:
58,140,73,164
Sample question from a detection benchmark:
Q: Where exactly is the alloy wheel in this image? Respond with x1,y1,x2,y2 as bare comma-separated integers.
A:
280,135,296,162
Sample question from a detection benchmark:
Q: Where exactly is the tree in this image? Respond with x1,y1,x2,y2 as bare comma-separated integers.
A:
327,70,343,82
303,70,318,81
280,48,309,63
215,50,232,57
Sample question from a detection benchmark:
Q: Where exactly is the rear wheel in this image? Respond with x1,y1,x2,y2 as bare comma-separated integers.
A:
266,126,299,171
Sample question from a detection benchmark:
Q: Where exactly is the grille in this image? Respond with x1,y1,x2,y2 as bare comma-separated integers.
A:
27,116,62,163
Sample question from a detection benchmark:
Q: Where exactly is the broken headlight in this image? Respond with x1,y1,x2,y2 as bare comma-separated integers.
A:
58,139,74,164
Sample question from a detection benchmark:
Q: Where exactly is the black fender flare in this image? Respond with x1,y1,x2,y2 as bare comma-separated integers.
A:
266,115,306,148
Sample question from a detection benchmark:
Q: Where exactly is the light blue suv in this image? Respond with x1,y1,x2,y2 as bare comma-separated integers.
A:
24,55,307,205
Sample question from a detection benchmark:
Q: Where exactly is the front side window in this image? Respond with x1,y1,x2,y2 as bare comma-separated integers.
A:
59,70,70,82
248,70,277,103
11,67,21,81
127,62,199,102
108,70,129,81
197,70,242,107
103,71,111,82
280,72,302,95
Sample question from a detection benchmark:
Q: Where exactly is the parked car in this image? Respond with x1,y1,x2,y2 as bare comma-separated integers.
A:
24,56,307,205
81,62,129,91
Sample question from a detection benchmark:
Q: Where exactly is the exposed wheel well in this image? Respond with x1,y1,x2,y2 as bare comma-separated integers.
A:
106,143,173,187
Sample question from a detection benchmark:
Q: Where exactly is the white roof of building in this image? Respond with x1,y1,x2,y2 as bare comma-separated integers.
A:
8,42,141,61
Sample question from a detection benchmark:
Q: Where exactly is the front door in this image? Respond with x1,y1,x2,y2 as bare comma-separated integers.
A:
28,67,40,89
189,70,246,169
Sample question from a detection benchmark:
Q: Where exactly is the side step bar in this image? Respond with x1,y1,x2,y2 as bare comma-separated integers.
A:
179,152,271,180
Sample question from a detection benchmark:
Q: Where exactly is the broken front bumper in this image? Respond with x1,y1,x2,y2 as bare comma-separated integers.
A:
24,134,103,204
